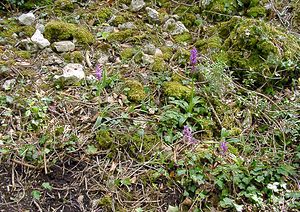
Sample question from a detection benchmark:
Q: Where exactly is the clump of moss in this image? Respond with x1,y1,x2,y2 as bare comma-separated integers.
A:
44,20,94,44
0,19,35,44
63,51,84,63
107,29,133,42
163,81,192,99
222,18,300,88
97,7,112,24
125,80,146,102
54,0,74,11
111,15,127,26
98,195,112,208
246,6,266,18
15,50,31,59
151,57,168,72
174,32,192,43
120,48,135,61
95,129,160,161
160,46,173,61
197,17,300,89
96,129,113,149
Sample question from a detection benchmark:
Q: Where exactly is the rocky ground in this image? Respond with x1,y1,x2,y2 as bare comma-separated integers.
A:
0,0,300,211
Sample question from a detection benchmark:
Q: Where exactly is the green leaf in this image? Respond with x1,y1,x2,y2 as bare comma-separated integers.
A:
42,182,52,191
31,190,41,200
86,145,98,155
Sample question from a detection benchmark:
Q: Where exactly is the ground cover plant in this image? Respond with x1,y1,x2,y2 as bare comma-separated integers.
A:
0,0,299,211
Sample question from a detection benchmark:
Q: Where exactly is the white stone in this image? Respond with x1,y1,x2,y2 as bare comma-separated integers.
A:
31,29,50,49
62,63,85,81
36,23,45,33
118,22,136,30
154,48,163,57
3,79,16,91
142,53,154,64
18,12,35,26
146,7,159,21
130,0,145,12
53,41,75,52
164,18,189,35
144,43,156,55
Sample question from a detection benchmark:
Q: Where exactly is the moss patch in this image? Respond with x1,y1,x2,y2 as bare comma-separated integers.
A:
15,50,31,59
63,51,84,63
54,0,74,11
163,81,192,99
120,48,135,61
96,129,160,161
107,29,133,42
44,20,94,44
174,32,192,43
197,17,300,89
151,57,168,72
124,80,146,102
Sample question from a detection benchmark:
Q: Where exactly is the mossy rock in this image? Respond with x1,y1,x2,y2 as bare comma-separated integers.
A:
107,29,133,43
124,80,146,102
160,46,173,61
44,20,94,45
222,18,300,88
54,0,74,11
63,51,84,63
151,57,168,72
163,81,192,99
120,48,135,61
174,32,192,43
200,17,300,89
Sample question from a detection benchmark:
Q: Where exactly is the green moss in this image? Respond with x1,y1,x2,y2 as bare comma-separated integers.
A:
96,129,113,149
63,51,84,63
174,32,192,43
151,57,168,72
44,20,94,45
195,36,222,52
120,48,135,60
0,19,35,41
160,46,173,61
54,0,74,11
95,129,160,161
98,195,112,207
96,7,112,24
163,81,192,99
180,13,197,28
246,6,266,18
204,0,240,20
111,15,127,26
107,29,133,42
198,17,300,89
125,80,146,102
15,50,31,59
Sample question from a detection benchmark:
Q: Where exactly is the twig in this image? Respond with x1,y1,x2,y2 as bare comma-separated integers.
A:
33,200,43,212
11,159,37,169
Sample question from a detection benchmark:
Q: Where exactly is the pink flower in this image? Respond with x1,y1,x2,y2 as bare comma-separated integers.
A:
183,125,196,143
95,64,102,80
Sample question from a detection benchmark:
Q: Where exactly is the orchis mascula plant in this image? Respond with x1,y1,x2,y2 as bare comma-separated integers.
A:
183,125,196,143
190,47,198,72
220,141,228,155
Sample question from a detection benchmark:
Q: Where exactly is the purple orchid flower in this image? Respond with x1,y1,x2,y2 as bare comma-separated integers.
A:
220,141,228,155
95,64,102,80
190,47,198,72
183,125,196,143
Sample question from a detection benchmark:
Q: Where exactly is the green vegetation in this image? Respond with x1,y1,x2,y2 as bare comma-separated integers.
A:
0,0,299,211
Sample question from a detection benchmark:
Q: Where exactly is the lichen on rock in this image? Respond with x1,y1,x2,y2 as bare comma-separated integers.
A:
44,20,94,45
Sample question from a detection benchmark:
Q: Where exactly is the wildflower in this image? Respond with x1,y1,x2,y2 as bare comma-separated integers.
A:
95,64,102,80
190,47,198,72
183,125,196,143
220,141,228,155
